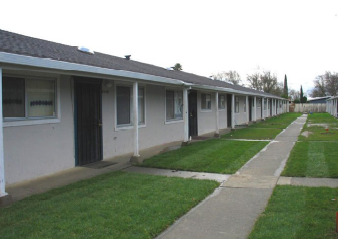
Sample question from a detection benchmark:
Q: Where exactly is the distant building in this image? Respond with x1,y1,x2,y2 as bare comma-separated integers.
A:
307,96,331,104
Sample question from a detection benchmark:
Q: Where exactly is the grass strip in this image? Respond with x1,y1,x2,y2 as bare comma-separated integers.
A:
282,142,338,178
141,139,268,174
222,128,282,140
249,112,302,129
249,185,338,239
0,171,218,239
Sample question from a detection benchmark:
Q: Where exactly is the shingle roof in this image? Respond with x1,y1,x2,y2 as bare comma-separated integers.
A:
0,29,281,98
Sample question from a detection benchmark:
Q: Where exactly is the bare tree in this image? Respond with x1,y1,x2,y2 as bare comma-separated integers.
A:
311,71,338,96
247,70,283,96
310,75,326,97
324,71,338,96
213,70,242,85
289,89,300,101
247,72,262,90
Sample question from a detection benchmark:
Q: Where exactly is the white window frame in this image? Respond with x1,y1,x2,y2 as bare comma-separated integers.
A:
165,88,183,124
218,94,226,111
257,98,261,108
3,74,61,127
115,83,146,131
201,93,212,111
235,96,239,113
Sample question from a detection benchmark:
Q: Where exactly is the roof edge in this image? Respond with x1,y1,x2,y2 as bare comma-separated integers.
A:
0,52,286,100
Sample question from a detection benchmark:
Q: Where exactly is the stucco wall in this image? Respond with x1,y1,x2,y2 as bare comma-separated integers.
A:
3,72,252,185
102,83,184,159
4,74,75,185
234,96,248,125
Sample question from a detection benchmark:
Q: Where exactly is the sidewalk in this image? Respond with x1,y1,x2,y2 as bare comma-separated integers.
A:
155,114,308,239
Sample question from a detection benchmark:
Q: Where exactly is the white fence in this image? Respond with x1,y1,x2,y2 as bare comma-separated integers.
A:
292,103,326,113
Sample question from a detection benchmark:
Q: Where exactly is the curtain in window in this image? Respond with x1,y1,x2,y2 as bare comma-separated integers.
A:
2,77,25,117
219,95,225,109
235,97,239,112
117,86,131,125
166,91,174,120
206,95,211,109
174,91,183,119
27,79,55,117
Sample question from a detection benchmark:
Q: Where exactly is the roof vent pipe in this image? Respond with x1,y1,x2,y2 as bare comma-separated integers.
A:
125,55,131,60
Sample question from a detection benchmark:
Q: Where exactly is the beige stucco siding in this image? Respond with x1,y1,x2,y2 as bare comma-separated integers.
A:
234,96,248,125
4,75,75,184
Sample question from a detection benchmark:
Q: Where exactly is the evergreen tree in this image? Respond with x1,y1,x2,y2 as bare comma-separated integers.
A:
300,85,307,103
173,63,182,71
283,74,288,98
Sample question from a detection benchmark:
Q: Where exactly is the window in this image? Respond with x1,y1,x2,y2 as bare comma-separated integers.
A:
268,100,270,109
201,94,211,110
264,99,267,110
166,90,183,121
3,76,56,120
235,96,239,113
218,95,225,110
244,98,246,112
252,99,255,107
257,98,261,108
116,85,145,126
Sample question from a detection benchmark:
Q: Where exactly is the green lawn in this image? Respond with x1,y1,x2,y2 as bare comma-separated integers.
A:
282,142,338,178
140,139,268,174
249,112,302,129
222,113,302,140
299,113,338,141
307,112,338,125
249,185,338,239
0,171,218,239
222,128,282,140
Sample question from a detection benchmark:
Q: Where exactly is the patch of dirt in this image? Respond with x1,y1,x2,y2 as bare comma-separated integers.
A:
301,131,314,138
307,123,330,127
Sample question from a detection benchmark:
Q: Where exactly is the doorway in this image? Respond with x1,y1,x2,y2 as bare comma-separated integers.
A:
227,94,232,127
74,77,103,166
249,97,252,122
188,90,198,137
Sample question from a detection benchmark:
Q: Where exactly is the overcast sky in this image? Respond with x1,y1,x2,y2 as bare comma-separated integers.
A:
1,0,337,95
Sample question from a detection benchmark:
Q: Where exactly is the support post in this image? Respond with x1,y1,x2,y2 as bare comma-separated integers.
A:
182,88,189,145
246,95,249,124
130,82,140,163
253,96,257,122
262,97,266,120
231,94,235,129
214,92,220,137
0,68,12,207
287,99,289,113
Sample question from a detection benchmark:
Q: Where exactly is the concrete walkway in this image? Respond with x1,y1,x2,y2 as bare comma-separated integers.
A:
155,114,308,239
124,166,230,183
278,176,338,188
